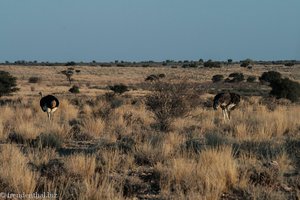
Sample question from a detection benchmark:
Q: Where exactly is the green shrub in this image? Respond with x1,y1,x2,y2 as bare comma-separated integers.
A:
259,71,282,84
28,76,42,83
270,78,300,102
65,61,76,66
182,62,198,68
240,59,253,67
247,76,256,83
145,74,159,81
203,60,221,68
284,62,295,67
69,85,80,93
227,72,244,82
158,73,166,78
212,74,224,83
0,71,19,97
109,84,129,94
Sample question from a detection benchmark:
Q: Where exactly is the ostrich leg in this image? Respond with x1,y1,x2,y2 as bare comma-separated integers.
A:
227,108,231,120
222,109,226,121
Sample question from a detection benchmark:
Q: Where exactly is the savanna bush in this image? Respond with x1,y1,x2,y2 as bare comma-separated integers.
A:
146,82,194,131
182,62,198,68
109,84,129,95
203,60,221,68
28,76,42,83
270,78,300,102
0,71,19,97
69,85,80,93
259,71,282,84
65,61,76,66
145,74,159,81
227,72,244,83
240,59,253,68
158,73,166,78
211,74,224,83
247,75,256,83
284,62,295,67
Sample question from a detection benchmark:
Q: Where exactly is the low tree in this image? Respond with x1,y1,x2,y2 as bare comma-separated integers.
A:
61,69,74,85
227,59,233,66
0,71,19,97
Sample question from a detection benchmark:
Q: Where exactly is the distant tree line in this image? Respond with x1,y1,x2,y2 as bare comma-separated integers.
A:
1,59,299,68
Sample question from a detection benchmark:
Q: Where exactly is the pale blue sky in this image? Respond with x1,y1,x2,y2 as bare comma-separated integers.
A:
0,0,299,62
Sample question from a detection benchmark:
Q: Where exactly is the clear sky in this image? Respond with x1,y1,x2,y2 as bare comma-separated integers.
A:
0,0,299,62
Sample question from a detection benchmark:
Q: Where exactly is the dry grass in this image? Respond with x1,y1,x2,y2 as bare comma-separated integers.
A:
231,104,300,140
0,64,299,199
81,118,105,138
157,147,238,199
27,148,58,166
0,144,37,193
65,154,96,178
82,174,123,200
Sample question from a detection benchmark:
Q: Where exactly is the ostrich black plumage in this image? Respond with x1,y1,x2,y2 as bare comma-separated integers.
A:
39,92,59,120
213,92,240,121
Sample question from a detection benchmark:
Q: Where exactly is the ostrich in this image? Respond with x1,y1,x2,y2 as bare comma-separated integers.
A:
39,92,59,120
213,92,240,121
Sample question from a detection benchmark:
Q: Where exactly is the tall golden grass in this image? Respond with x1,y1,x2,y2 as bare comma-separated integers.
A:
0,144,37,193
157,147,238,199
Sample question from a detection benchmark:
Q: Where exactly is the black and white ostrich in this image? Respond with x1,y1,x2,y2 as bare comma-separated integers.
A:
39,92,59,120
213,92,240,121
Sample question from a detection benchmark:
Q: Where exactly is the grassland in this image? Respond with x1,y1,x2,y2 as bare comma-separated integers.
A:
0,64,299,199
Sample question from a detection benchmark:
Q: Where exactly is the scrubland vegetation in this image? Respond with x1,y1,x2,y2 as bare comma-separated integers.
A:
0,63,299,199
